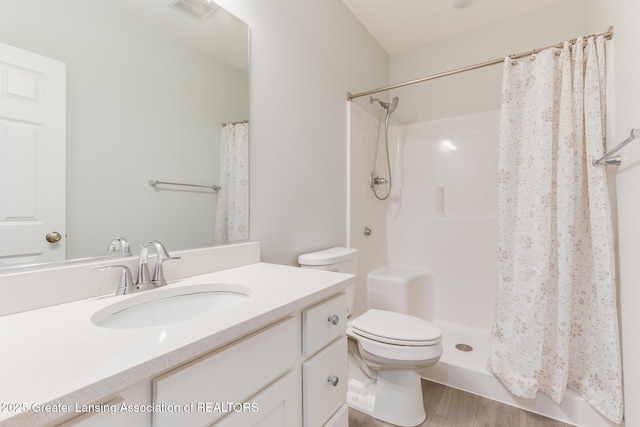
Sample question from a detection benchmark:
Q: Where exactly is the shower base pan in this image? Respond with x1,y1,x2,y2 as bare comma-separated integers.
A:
423,322,619,427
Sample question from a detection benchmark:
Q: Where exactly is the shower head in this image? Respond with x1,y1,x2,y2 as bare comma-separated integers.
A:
388,96,399,114
369,96,399,115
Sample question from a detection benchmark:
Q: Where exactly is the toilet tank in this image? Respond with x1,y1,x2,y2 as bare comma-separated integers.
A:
298,247,357,315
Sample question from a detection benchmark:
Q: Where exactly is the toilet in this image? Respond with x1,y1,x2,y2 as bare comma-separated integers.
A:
298,247,443,427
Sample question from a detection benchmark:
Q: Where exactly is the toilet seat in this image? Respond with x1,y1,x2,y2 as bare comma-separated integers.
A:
349,309,442,346
347,328,443,364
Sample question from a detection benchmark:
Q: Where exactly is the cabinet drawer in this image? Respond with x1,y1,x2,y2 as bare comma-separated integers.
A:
302,293,347,357
324,404,348,427
153,317,299,427
303,336,347,427
213,370,301,427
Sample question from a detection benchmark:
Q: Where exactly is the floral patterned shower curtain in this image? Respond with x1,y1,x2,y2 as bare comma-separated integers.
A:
488,36,623,423
214,121,249,243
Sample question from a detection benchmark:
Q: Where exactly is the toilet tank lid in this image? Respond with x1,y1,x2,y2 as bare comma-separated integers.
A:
298,247,357,266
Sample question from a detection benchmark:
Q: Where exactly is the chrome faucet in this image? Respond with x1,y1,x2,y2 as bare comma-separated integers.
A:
138,241,181,288
97,240,180,295
107,237,132,256
95,265,153,295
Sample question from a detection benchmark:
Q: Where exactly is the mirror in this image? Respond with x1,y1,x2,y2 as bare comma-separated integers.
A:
0,0,249,268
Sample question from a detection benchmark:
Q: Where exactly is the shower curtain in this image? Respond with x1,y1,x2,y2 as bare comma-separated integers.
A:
214,122,249,243
488,36,623,423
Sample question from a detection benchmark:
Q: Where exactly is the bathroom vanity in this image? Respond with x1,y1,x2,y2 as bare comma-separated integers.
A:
0,244,352,427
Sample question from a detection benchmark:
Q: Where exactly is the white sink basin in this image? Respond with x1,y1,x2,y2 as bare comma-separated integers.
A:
91,283,251,329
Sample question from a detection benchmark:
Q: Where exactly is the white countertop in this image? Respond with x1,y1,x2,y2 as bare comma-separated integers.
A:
0,262,353,427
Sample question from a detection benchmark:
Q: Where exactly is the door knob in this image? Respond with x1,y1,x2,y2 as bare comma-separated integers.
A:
46,231,62,243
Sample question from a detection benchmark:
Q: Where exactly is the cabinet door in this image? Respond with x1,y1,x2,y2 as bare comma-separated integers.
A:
213,370,301,427
153,317,299,427
303,337,348,427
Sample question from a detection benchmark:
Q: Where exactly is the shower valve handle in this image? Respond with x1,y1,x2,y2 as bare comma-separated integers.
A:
373,176,388,185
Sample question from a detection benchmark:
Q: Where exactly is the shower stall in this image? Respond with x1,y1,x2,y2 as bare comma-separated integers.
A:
348,102,619,427
347,30,621,426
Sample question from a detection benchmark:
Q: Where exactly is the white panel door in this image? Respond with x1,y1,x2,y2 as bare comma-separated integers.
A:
0,41,66,266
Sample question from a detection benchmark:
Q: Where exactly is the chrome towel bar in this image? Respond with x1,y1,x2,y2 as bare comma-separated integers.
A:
148,179,221,193
593,128,640,166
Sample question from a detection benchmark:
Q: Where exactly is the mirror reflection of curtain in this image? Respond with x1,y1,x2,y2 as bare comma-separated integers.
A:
214,122,249,243
488,36,622,423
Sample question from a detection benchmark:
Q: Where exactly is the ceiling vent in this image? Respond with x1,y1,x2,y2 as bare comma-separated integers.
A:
168,0,219,21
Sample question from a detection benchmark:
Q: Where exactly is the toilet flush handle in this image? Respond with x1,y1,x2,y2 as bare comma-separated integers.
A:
327,315,340,325
327,376,339,387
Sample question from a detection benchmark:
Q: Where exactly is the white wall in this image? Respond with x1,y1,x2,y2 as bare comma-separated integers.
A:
214,0,389,266
389,0,588,123
587,1,640,425
0,0,248,258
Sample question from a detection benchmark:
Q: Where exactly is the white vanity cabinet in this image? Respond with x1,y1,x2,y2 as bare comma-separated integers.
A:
0,259,356,427
53,292,348,427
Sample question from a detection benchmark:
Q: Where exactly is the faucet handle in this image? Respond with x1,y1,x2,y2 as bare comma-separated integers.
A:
96,265,135,295
152,256,181,287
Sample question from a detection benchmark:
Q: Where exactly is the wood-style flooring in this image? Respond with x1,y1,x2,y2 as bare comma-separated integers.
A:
348,380,576,427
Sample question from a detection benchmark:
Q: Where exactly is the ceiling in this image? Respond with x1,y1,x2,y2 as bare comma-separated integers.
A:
341,0,575,54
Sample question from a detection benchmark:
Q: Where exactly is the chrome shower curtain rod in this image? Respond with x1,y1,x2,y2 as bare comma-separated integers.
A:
346,27,613,101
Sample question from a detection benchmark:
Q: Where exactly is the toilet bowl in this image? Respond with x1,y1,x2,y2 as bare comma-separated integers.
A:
346,309,442,426
298,247,443,427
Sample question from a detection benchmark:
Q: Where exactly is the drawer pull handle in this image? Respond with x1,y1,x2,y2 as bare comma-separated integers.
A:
327,375,339,387
327,315,340,325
